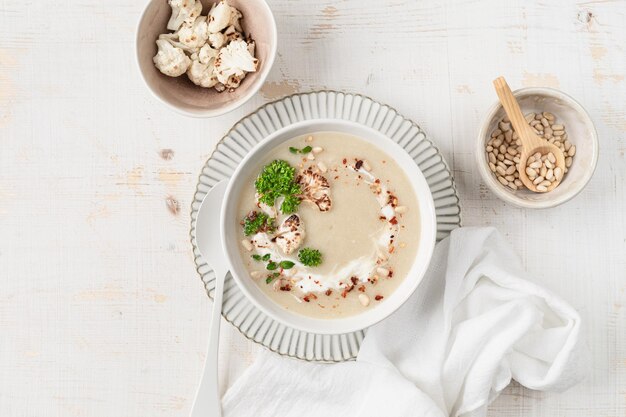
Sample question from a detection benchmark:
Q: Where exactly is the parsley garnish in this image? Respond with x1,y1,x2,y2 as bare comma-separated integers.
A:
255,160,302,214
289,146,312,154
243,211,274,236
298,248,322,267
279,260,295,269
266,272,280,284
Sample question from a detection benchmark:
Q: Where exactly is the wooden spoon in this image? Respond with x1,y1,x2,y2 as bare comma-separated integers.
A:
493,77,566,192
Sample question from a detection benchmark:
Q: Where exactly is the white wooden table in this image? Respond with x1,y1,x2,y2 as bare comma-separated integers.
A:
1,0,624,416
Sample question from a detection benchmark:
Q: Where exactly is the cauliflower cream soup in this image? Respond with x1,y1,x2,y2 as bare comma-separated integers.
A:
236,132,420,319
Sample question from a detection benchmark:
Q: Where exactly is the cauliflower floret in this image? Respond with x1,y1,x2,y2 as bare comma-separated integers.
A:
214,39,258,85
187,45,218,88
224,25,243,43
207,0,234,33
246,40,256,57
198,43,218,64
208,32,226,49
275,214,306,255
228,6,243,32
296,167,332,212
167,0,203,31
176,16,209,51
153,39,191,77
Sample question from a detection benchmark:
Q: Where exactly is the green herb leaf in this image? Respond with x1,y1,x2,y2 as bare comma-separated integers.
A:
279,260,295,269
280,194,301,214
298,248,323,267
289,147,299,154
243,211,274,236
262,253,271,261
266,261,278,271
254,160,302,214
265,272,280,284
301,145,312,154
252,254,262,261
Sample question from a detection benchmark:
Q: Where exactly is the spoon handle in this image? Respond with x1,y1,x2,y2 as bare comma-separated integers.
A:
191,267,226,417
493,77,534,138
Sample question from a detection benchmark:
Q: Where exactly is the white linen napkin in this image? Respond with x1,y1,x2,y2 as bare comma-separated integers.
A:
222,227,586,417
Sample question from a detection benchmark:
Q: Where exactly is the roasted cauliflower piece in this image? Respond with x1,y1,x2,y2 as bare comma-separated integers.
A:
207,0,232,33
167,0,203,31
153,38,191,77
296,167,332,212
275,214,306,255
214,39,258,85
176,16,209,51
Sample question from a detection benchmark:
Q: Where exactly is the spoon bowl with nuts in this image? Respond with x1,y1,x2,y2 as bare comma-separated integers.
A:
493,77,566,192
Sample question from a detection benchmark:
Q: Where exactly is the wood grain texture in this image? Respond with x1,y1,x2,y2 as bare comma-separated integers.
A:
0,0,624,416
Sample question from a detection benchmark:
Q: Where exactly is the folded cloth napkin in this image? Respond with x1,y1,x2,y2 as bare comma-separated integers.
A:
222,227,586,417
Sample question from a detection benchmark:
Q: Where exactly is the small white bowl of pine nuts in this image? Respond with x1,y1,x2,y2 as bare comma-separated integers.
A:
477,87,598,208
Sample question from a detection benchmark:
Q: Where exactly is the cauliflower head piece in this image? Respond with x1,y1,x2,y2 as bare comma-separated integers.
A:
167,0,203,31
153,38,191,77
176,15,209,51
214,39,258,86
207,0,233,33
208,32,226,49
187,44,219,88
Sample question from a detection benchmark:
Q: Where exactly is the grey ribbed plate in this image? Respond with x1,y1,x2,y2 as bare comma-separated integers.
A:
190,91,461,362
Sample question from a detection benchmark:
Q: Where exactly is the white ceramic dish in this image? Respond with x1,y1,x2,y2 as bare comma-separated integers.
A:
219,119,437,335
191,91,461,361
477,87,598,209
135,0,277,118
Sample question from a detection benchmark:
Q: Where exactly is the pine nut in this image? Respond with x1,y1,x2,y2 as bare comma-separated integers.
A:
540,180,552,187
306,136,313,142
566,157,573,167
489,162,496,173
250,271,262,279
498,176,508,186
554,167,563,181
568,146,576,156
546,169,554,180
395,206,408,214
376,267,390,277
241,240,253,251
551,124,564,130
508,182,518,190
358,293,370,306
312,146,323,154
548,152,556,163
505,165,516,175
362,160,371,170
496,166,506,176
533,176,544,185
526,167,537,177
536,185,548,192
317,161,328,173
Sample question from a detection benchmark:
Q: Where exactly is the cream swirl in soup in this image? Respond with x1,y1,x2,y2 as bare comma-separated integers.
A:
236,132,420,319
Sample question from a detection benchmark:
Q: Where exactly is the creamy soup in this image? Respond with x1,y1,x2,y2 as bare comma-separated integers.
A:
236,132,420,319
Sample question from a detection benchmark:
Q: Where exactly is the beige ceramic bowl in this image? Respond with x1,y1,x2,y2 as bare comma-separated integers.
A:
477,87,598,209
136,0,277,117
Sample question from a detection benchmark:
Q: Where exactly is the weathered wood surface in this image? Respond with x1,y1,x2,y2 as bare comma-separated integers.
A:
0,0,624,416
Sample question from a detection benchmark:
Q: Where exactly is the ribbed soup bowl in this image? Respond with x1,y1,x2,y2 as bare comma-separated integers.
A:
217,119,437,334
